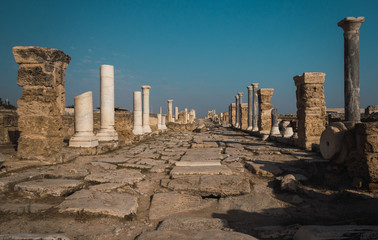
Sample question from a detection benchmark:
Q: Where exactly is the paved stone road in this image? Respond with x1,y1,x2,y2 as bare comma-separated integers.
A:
0,119,377,240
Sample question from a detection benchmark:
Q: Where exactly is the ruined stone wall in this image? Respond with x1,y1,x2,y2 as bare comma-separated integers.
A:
258,89,274,135
294,72,326,150
240,103,248,130
229,103,236,126
223,112,229,124
0,109,18,145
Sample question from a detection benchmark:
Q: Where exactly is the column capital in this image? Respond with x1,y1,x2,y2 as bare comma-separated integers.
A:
252,83,259,88
247,86,253,90
141,85,151,90
238,92,243,97
338,17,364,33
167,99,173,103
12,46,71,64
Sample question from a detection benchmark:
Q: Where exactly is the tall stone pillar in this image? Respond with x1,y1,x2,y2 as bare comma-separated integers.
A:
69,91,99,147
235,95,240,128
12,46,70,161
141,85,152,133
294,72,326,150
247,85,253,131
270,108,280,136
167,100,173,122
184,108,188,124
252,83,259,131
338,17,364,122
157,113,163,131
229,103,236,126
175,107,179,121
132,91,143,135
161,115,167,130
238,92,243,129
258,88,274,135
96,65,118,141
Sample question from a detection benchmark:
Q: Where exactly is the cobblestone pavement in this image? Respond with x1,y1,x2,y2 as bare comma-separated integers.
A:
0,119,377,240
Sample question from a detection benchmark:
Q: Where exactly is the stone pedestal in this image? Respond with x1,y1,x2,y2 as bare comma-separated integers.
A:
13,46,71,161
252,83,259,132
240,103,248,130
175,107,178,121
167,100,173,123
96,65,118,141
294,72,326,150
338,17,364,122
270,108,280,136
141,85,152,133
258,88,274,135
69,92,99,147
132,91,143,135
157,114,163,131
161,115,167,130
247,85,253,131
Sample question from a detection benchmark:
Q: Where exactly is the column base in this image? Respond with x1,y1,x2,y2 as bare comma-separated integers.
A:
96,128,118,141
270,126,280,136
247,126,253,131
143,125,152,134
69,132,99,148
133,126,144,135
235,124,240,128
252,127,259,132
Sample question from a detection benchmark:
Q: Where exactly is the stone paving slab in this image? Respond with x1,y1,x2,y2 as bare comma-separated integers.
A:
175,161,221,167
191,142,218,148
157,217,229,231
167,175,250,197
14,179,84,197
118,163,153,170
294,225,378,240
244,161,283,177
0,171,45,192
58,189,138,218
91,161,117,170
149,192,216,220
0,203,54,214
0,233,70,240
170,165,233,177
88,183,126,192
96,157,131,164
136,230,259,240
84,169,144,184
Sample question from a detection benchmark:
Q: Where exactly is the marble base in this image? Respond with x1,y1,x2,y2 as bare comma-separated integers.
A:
247,126,253,131
133,126,144,135
270,126,280,136
96,128,118,141
69,132,99,148
143,125,152,134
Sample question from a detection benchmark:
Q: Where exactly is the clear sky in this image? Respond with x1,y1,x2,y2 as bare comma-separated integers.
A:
1,0,377,117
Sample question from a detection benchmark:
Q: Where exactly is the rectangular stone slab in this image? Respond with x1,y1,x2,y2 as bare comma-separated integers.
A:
0,171,45,192
14,179,84,197
175,161,221,167
170,165,233,177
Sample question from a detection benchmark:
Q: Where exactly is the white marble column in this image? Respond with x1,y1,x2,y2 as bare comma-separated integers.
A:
168,100,173,122
175,106,178,121
141,85,152,133
184,108,188,124
238,92,243,129
133,91,143,135
161,115,167,130
96,65,118,141
235,95,240,128
157,113,162,131
69,91,98,147
247,85,253,131
252,83,259,131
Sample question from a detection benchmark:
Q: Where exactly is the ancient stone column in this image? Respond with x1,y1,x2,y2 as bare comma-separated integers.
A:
238,92,243,129
235,95,240,128
167,100,173,122
338,17,364,122
184,108,188,124
258,88,274,136
270,108,280,136
69,91,99,147
229,103,236,126
252,83,259,131
132,91,143,135
161,115,167,130
157,113,163,131
175,107,179,121
12,46,70,161
294,72,326,150
247,85,253,131
96,65,118,141
141,85,152,133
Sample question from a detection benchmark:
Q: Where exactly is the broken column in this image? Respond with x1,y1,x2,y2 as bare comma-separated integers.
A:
132,91,143,135
184,108,188,124
167,100,173,122
294,72,326,150
252,83,259,131
234,95,240,128
141,85,152,133
69,91,99,147
96,65,118,141
13,46,70,161
238,93,243,129
161,115,167,130
175,107,178,121
338,17,364,122
258,88,274,136
229,103,236,127
270,108,280,136
247,85,253,131
157,113,163,131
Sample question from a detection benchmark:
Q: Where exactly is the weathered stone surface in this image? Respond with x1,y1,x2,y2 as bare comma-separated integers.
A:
88,183,126,192
258,88,274,135
167,175,250,196
58,189,138,218
84,169,144,184
245,161,283,177
15,179,84,197
136,230,258,240
170,165,233,177
149,192,216,220
175,161,221,167
281,174,297,192
0,171,45,192
91,161,117,170
191,142,218,148
0,203,53,214
96,157,130,164
294,225,378,240
0,233,70,240
13,46,71,64
157,217,229,231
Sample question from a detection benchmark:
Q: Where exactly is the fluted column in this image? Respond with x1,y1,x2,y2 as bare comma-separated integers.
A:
167,100,173,122
69,91,98,147
247,85,253,131
141,85,152,133
132,91,143,135
96,65,118,141
338,17,364,122
252,83,259,131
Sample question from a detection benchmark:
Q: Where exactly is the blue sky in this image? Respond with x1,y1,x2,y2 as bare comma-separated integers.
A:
1,0,377,117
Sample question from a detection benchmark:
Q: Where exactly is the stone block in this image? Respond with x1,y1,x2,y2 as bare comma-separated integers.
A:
15,179,84,197
12,46,71,64
17,65,55,87
17,136,63,160
18,116,62,136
